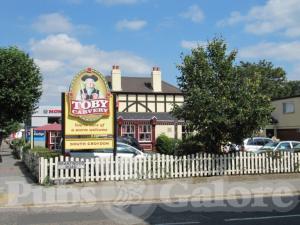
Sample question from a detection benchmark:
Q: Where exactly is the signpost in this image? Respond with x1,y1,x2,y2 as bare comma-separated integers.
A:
62,68,116,157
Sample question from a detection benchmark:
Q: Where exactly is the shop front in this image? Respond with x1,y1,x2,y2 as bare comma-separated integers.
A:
34,123,62,150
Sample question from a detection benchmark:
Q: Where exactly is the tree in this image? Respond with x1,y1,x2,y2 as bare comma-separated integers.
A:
172,38,274,153
0,46,42,146
284,80,300,98
237,60,289,99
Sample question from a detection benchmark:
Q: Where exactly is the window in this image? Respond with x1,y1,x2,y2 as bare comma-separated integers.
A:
121,125,135,138
283,102,295,114
292,142,300,148
139,125,152,142
49,131,61,150
182,125,191,140
255,139,266,146
277,142,291,150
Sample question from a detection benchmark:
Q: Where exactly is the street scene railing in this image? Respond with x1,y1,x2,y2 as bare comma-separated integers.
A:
30,151,300,184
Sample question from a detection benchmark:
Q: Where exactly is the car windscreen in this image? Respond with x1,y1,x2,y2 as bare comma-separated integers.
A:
261,142,278,149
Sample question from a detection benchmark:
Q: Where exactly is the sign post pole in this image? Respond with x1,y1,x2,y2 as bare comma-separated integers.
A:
113,93,117,161
61,93,66,155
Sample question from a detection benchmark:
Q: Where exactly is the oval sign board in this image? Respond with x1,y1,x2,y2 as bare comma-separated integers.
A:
68,68,111,122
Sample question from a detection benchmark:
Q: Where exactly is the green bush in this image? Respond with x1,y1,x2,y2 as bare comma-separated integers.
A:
22,143,31,152
11,138,25,149
156,134,180,155
176,135,205,156
30,147,61,159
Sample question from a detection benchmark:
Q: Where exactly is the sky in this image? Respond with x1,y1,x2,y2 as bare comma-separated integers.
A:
1,0,300,105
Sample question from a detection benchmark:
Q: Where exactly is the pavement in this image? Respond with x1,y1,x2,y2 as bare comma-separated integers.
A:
1,141,300,209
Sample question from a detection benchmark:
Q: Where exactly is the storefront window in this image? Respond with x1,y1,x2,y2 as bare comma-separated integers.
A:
139,125,152,142
122,125,135,138
49,131,61,150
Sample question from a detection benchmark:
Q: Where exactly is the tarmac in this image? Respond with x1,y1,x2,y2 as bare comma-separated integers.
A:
1,141,300,209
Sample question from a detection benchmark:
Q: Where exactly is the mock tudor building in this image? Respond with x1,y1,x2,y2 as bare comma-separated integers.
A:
30,66,185,151
107,65,185,150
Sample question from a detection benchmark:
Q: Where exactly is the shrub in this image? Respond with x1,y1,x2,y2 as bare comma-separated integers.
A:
156,134,180,155
176,135,205,156
22,143,31,152
11,138,25,149
30,147,61,159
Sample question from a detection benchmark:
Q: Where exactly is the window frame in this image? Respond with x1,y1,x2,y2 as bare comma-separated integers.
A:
138,124,152,142
283,102,295,114
121,124,135,138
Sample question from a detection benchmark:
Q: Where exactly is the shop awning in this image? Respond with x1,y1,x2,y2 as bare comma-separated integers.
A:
34,123,61,131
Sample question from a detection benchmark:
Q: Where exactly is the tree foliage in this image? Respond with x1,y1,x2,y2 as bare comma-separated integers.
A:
237,60,289,99
172,38,275,153
279,80,300,98
0,46,42,144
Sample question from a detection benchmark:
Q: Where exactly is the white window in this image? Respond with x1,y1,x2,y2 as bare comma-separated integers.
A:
138,125,152,142
283,102,295,114
50,131,61,150
121,125,135,137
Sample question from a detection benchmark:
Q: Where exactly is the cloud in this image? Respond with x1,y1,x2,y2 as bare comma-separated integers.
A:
32,13,73,34
29,34,152,104
180,40,206,49
239,41,300,62
32,13,90,35
217,11,243,27
180,5,204,23
116,19,147,31
218,0,300,37
239,41,300,81
96,0,140,6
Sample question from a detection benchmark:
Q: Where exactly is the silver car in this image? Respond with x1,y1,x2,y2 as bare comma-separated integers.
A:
255,141,300,153
243,137,273,152
68,142,148,158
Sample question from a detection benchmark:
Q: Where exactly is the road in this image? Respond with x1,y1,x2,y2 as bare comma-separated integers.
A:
1,195,300,225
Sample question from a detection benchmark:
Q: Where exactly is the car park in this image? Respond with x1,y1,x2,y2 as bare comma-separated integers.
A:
68,142,148,158
243,137,273,152
254,141,300,154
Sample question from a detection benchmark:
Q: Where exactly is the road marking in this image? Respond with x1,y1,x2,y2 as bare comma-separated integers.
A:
155,222,200,225
225,214,300,222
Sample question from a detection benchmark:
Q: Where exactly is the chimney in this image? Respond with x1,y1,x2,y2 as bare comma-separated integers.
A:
111,65,122,91
151,66,162,92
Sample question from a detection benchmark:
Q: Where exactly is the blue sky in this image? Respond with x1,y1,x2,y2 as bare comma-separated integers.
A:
1,0,300,105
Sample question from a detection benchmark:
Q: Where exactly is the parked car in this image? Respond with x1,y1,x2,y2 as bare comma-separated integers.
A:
243,137,273,152
69,142,148,158
293,143,300,152
117,136,143,151
254,141,300,154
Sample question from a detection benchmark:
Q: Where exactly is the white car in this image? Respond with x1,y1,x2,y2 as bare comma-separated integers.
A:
68,142,148,158
243,137,273,152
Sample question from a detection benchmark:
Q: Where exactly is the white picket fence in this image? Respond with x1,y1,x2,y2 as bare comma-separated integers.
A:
37,151,300,184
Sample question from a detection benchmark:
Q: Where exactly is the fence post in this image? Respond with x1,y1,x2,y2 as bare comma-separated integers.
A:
39,157,44,184
75,158,80,182
165,155,169,178
99,157,104,181
174,155,178,178
183,155,187,177
187,155,191,177
147,155,151,179
162,154,165,179
90,158,95,182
